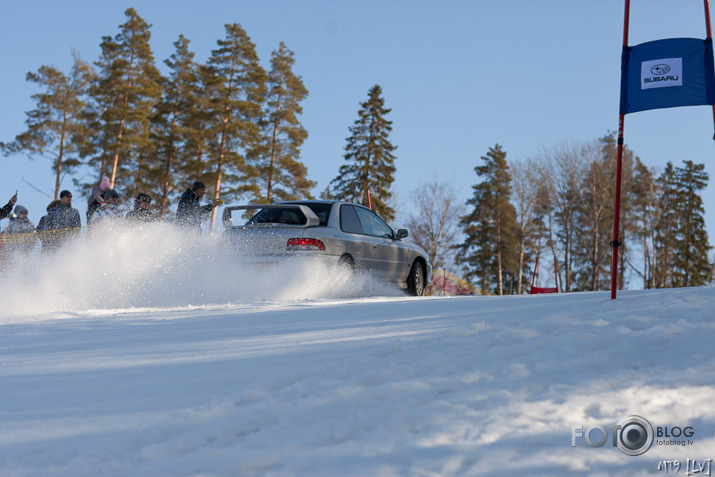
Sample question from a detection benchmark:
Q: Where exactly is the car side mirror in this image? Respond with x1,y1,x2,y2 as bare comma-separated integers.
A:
396,229,409,239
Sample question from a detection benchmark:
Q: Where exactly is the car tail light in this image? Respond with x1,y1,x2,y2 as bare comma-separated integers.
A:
286,238,325,251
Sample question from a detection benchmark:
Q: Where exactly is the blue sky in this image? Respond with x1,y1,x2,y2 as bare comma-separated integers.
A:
1,1,714,249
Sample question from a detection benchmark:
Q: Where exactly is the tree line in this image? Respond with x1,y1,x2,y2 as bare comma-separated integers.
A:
407,136,712,294
2,8,399,231
1,8,318,230
2,9,710,293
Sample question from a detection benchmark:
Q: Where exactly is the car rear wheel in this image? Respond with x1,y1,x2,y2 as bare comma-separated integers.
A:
406,261,425,296
338,254,355,273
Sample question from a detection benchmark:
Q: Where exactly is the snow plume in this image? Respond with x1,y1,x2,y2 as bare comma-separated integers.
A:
0,223,400,321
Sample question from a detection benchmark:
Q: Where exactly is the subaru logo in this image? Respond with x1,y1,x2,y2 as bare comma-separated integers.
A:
650,64,671,75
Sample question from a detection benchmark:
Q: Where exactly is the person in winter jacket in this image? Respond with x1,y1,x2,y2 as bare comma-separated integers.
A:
3,205,35,233
89,189,123,224
35,191,81,251
176,181,221,232
0,192,18,220
125,193,158,223
36,200,61,253
1,205,37,254
87,177,110,222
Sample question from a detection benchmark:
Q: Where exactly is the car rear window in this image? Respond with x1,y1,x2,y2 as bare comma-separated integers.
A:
294,202,332,226
247,203,332,226
248,207,307,225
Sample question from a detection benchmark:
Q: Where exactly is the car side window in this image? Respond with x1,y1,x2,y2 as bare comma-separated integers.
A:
354,206,394,239
340,205,364,234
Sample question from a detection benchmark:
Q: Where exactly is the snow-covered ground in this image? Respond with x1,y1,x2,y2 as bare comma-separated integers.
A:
0,225,713,476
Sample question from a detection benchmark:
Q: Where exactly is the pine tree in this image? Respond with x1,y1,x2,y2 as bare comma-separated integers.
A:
1,54,92,199
673,160,712,286
258,42,313,202
330,85,397,222
151,35,200,215
89,8,163,193
458,145,519,295
204,23,267,229
180,63,217,183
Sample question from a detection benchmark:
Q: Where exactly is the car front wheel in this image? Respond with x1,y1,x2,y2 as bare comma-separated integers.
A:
406,261,425,296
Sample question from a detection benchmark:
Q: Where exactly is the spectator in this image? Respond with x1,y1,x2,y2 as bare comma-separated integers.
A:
38,191,82,248
36,199,61,252
89,189,123,224
125,193,158,223
0,192,18,220
87,177,111,222
176,181,221,232
3,205,35,234
1,205,37,254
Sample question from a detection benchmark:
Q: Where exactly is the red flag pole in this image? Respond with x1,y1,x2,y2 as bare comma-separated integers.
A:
704,0,715,138
611,0,631,300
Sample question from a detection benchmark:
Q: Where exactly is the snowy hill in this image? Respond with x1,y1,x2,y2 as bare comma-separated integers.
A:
0,226,713,476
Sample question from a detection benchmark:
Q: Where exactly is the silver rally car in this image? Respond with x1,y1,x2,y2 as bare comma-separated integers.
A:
222,200,431,296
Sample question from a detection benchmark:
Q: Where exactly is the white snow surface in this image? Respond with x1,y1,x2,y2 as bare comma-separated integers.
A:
0,225,714,476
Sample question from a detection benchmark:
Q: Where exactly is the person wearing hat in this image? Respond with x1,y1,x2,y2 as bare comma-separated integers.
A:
125,193,158,223
89,189,123,225
87,177,111,222
0,192,18,220
2,205,37,254
36,199,62,252
176,181,221,232
3,205,35,234
39,190,82,244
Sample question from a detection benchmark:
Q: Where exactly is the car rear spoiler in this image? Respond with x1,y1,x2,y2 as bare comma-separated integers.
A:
222,204,321,229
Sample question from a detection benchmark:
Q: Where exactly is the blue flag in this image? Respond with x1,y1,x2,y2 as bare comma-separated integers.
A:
620,38,715,114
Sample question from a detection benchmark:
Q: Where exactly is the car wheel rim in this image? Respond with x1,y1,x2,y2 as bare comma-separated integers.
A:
414,266,424,295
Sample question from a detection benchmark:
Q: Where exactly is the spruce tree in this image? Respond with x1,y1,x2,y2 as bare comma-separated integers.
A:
330,85,397,222
90,8,162,193
1,55,92,199
673,160,712,286
204,23,267,229
258,42,313,202
654,162,679,287
458,145,519,295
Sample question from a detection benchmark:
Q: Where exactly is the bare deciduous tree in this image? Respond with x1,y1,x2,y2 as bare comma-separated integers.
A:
510,158,540,294
406,177,464,271
541,141,588,292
